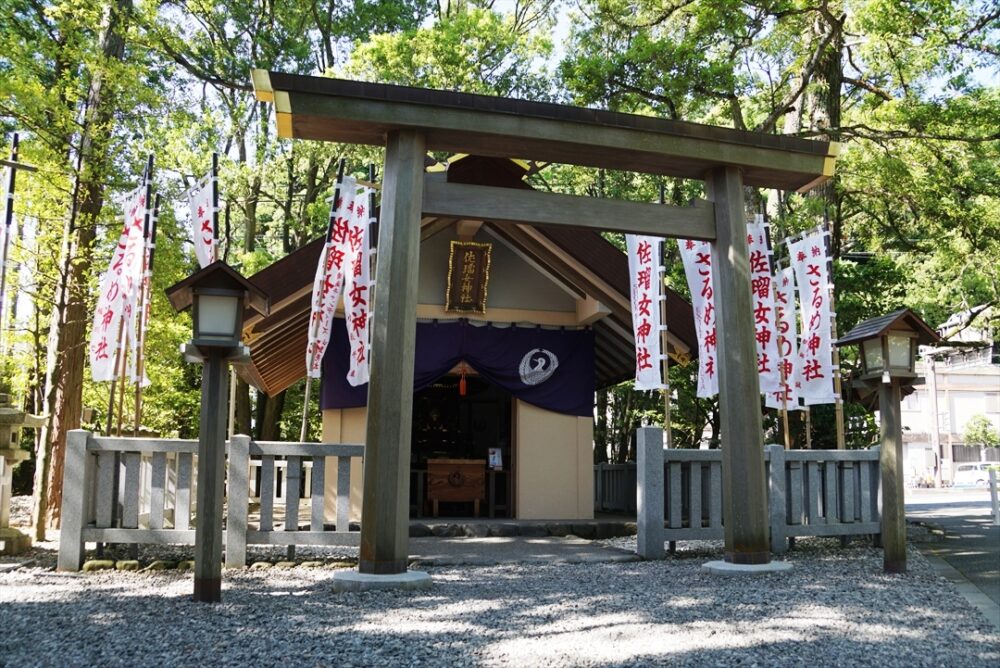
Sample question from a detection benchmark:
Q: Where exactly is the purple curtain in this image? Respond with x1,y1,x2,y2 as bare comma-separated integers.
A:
321,319,595,417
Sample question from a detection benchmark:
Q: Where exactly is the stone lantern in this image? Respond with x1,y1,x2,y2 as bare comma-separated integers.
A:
837,308,940,573
0,393,45,555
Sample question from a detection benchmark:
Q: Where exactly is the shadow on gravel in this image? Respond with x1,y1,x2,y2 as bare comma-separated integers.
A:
2,542,998,667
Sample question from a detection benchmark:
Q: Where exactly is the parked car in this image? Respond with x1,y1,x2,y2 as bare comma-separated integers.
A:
952,463,995,487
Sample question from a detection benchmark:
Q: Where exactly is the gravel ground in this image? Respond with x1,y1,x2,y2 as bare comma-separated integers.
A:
3,499,999,667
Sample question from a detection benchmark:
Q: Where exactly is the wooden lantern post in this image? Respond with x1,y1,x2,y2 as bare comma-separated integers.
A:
166,262,268,602
837,309,940,573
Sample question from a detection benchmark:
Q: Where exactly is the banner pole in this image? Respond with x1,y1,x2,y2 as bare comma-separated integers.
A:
104,321,125,436
0,134,20,355
657,186,672,447
299,376,312,442
211,152,219,263
822,221,847,450
134,193,159,436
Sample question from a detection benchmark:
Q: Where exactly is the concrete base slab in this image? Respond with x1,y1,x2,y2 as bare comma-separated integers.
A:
332,569,432,593
702,560,793,576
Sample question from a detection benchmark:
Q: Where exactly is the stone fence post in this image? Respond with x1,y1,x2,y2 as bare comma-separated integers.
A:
636,427,665,560
225,434,251,568
58,430,91,571
766,444,787,554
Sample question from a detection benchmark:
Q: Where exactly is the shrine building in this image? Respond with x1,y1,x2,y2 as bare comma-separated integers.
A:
238,155,697,522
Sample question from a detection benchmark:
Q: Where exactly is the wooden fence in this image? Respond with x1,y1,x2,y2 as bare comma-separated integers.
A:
603,438,882,553
58,430,362,571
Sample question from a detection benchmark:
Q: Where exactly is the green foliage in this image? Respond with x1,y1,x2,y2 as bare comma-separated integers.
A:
964,414,1000,449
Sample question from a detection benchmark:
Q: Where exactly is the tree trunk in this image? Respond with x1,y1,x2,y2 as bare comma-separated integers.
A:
234,379,252,436
256,391,285,441
34,0,131,538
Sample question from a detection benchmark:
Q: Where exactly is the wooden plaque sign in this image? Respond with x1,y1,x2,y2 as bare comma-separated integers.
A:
446,241,492,314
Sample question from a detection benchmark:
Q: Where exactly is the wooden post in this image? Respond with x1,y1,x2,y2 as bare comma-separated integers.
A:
706,166,770,564
194,352,229,601
359,130,425,575
878,379,906,573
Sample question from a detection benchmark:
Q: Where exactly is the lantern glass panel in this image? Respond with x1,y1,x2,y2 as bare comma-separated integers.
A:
888,334,912,370
863,339,883,373
196,294,239,342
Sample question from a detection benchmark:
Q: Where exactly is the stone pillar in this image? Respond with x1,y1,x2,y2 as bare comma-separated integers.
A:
636,427,665,559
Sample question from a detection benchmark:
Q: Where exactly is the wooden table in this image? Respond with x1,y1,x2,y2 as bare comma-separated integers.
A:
426,458,486,517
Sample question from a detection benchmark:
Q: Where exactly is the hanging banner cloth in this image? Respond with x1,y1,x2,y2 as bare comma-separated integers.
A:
187,174,216,268
305,177,375,384
765,267,801,410
626,235,665,390
344,184,374,387
787,231,837,404
89,186,148,382
306,176,356,379
127,200,158,388
678,239,718,398
321,319,595,417
746,217,781,393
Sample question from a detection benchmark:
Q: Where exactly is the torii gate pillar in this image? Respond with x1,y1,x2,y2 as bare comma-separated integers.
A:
359,130,425,575
707,166,771,564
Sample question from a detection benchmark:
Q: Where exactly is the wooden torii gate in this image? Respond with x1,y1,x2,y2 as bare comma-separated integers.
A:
252,71,839,575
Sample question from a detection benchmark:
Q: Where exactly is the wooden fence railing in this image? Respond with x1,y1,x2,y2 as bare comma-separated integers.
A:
58,430,362,571
610,431,882,555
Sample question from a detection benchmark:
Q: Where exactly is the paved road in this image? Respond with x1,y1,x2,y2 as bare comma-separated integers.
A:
906,487,999,627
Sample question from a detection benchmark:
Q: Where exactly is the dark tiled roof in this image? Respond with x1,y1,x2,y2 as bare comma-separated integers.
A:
838,308,941,346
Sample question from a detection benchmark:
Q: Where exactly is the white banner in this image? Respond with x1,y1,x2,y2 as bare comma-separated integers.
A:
188,175,216,268
89,187,148,382
345,186,374,387
627,235,664,390
746,218,781,393
678,239,718,398
765,267,801,410
306,176,356,378
788,232,837,404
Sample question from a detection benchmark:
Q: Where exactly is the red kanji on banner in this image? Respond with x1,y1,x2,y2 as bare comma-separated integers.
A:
751,276,770,299
803,358,824,380
758,352,771,373
349,284,367,308
636,347,653,371
330,217,350,244
637,240,652,264
636,319,652,343
637,293,652,317
637,267,651,290
749,250,768,274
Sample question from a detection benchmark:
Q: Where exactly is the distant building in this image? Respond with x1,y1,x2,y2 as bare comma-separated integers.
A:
900,306,999,485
